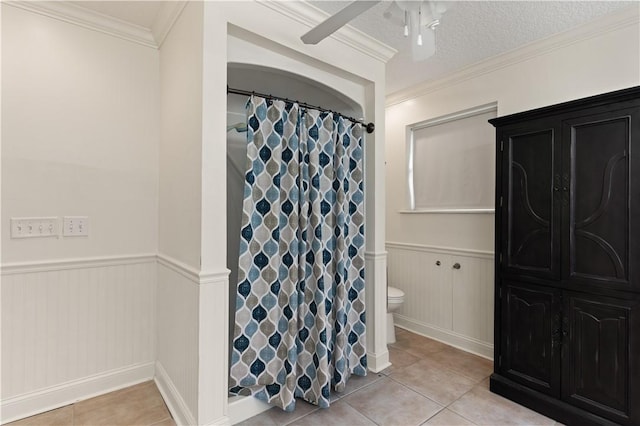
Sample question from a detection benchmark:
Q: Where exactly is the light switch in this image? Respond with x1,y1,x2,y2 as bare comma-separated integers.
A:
63,216,89,237
10,217,59,239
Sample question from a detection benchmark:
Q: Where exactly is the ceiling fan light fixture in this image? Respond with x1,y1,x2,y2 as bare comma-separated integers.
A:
403,10,409,36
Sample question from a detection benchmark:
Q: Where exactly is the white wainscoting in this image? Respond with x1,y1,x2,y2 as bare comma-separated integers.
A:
386,242,494,359
1,255,157,423
155,255,200,426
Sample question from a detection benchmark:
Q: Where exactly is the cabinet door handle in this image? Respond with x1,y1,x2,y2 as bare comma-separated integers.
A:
435,260,441,266
452,263,461,269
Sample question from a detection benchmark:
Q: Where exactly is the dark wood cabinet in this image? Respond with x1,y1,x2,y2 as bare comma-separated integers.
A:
500,281,562,397
562,292,639,424
490,87,640,426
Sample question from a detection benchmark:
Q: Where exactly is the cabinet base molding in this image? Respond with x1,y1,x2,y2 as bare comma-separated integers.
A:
490,374,620,426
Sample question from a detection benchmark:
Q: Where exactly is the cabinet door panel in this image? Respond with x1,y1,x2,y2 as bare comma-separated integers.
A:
452,255,494,344
500,281,561,397
562,293,639,425
501,125,561,279
564,107,640,292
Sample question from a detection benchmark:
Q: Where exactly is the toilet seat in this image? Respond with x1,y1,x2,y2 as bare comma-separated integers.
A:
387,286,404,344
388,286,404,301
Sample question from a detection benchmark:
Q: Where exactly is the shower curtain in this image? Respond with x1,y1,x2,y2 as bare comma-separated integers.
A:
229,96,366,411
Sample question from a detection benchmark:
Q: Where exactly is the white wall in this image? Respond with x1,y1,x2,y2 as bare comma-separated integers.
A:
156,2,203,424
2,2,391,425
1,3,160,422
1,4,159,263
158,1,202,269
385,5,640,351
1,258,157,423
386,6,640,251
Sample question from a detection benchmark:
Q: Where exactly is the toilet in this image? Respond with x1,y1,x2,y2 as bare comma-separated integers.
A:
387,286,405,344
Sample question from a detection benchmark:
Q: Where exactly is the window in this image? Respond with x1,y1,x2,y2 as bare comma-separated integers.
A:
408,104,497,212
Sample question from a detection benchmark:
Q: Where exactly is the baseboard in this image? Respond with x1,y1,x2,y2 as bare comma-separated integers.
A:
1,362,155,424
366,349,391,373
154,362,197,426
227,395,272,425
395,315,494,359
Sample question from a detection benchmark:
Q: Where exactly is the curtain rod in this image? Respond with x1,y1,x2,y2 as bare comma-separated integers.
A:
227,85,375,134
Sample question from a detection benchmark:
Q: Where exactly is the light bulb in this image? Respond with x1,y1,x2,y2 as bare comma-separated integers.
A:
417,33,423,46
404,11,409,37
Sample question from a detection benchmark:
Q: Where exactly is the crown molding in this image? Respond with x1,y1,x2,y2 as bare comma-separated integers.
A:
6,1,157,48
259,0,397,63
151,1,188,48
386,4,640,106
5,1,186,49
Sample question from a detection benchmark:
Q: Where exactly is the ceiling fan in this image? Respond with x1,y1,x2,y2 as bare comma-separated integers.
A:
301,1,449,61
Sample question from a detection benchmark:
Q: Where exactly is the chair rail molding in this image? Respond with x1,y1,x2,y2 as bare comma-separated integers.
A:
1,254,157,275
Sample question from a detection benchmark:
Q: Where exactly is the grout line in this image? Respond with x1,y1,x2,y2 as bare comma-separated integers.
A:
341,398,381,425
386,376,445,409
420,406,448,425
445,384,484,425
280,405,321,426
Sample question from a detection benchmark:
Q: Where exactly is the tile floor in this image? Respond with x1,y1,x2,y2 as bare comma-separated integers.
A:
238,328,561,426
7,381,175,426
8,328,561,426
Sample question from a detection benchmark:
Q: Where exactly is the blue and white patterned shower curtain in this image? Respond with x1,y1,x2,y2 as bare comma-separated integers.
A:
229,96,366,411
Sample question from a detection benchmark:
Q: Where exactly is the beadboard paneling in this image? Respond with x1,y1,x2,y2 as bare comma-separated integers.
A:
0,256,156,422
156,257,199,424
386,243,494,358
451,254,494,344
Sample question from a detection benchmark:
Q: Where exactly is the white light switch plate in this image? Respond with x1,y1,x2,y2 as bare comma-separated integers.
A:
63,216,89,237
11,217,59,238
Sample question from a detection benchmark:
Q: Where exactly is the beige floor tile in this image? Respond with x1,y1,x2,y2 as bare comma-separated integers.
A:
73,381,171,426
395,327,410,337
149,418,177,426
381,347,421,375
390,335,449,358
477,377,491,390
7,406,73,426
391,359,477,405
426,347,493,382
448,386,555,426
343,377,443,426
235,399,319,426
330,372,385,401
288,401,375,426
423,409,476,425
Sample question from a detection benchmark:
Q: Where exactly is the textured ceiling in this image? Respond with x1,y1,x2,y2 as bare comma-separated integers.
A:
74,1,634,95
311,1,634,94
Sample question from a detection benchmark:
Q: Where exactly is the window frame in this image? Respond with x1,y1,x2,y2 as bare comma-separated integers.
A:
405,103,498,214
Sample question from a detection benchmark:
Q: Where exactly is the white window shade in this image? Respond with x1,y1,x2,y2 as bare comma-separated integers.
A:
411,107,497,211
